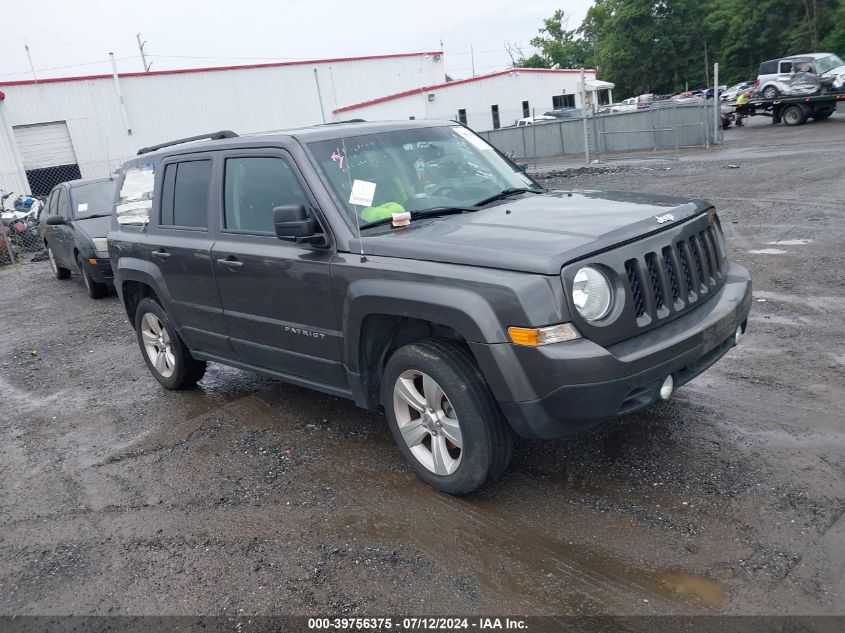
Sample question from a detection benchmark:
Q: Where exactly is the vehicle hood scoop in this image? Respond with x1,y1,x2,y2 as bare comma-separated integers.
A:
352,190,709,274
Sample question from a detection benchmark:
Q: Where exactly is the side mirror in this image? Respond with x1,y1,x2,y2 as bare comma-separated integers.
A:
273,205,325,245
44,215,67,226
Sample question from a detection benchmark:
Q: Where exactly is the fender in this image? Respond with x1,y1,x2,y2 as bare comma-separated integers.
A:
341,278,507,375
114,256,175,318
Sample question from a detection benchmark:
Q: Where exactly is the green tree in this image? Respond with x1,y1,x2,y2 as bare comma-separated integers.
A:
518,9,591,68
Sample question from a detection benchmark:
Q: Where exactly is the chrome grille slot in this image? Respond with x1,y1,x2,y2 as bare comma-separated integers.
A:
625,260,646,318
645,253,665,310
676,241,695,296
662,246,681,303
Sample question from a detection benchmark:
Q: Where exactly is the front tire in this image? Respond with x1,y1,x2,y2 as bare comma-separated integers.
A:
47,244,71,279
134,297,206,390
382,338,513,495
77,255,108,299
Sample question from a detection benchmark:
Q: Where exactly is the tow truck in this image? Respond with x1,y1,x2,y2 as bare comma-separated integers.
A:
733,92,845,126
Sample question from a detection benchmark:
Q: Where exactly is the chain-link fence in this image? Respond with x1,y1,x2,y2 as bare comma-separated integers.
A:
0,158,130,267
476,101,719,162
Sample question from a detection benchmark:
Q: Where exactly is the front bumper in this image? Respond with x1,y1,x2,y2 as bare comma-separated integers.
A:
471,262,752,439
82,256,114,283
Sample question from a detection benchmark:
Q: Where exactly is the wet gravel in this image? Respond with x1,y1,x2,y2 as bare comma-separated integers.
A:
0,114,843,617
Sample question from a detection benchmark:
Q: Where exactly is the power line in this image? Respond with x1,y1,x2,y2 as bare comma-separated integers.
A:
0,56,138,79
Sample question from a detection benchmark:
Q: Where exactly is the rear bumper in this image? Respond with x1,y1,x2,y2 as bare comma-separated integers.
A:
472,263,752,439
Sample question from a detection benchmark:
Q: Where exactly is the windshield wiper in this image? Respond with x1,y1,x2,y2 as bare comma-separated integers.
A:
361,206,477,230
472,187,545,207
80,213,112,219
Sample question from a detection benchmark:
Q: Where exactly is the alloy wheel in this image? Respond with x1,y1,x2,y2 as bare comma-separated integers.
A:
393,370,463,476
140,313,176,378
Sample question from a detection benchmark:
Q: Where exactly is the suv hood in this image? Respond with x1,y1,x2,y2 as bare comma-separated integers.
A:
352,190,709,274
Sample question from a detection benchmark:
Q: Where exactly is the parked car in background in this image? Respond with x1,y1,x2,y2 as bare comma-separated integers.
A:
543,107,585,119
754,52,845,98
722,81,753,101
42,177,117,299
108,121,751,495
516,115,557,127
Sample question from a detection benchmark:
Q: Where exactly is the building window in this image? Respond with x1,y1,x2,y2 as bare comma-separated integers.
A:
457,109,467,125
552,94,575,109
491,104,500,130
522,101,530,118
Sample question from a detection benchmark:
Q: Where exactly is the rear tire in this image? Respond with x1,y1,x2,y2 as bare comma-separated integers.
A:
134,297,206,390
47,244,71,280
782,105,806,126
382,338,514,495
78,254,108,299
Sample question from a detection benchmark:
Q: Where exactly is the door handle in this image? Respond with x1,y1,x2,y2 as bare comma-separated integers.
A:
216,257,243,270
151,249,171,261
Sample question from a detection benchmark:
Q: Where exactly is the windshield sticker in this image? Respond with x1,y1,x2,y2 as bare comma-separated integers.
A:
451,126,494,151
331,149,346,170
349,179,377,207
77,203,88,212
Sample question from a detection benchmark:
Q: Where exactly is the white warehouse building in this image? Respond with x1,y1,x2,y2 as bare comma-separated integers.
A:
0,51,611,197
333,68,613,132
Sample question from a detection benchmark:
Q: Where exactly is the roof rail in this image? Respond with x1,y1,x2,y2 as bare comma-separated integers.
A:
318,119,367,126
137,130,238,155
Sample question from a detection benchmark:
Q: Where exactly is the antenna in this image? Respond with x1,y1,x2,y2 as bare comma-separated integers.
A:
136,33,152,72
328,65,366,263
23,41,37,83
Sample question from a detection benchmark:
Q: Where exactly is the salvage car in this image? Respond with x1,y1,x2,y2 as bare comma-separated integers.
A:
755,52,845,98
42,177,118,298
108,121,752,495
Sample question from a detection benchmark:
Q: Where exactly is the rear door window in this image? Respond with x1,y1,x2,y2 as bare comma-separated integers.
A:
160,160,211,228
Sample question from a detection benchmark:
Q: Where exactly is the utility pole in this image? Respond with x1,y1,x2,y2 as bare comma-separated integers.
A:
136,33,152,72
470,44,475,77
23,41,37,82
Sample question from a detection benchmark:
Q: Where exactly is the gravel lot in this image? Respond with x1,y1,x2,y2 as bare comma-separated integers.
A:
0,113,843,618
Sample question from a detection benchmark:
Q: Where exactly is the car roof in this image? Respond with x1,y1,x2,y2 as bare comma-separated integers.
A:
763,52,835,65
133,119,457,163
62,177,116,190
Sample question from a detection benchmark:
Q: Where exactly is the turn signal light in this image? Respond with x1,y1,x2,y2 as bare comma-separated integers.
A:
508,323,581,347
88,258,99,265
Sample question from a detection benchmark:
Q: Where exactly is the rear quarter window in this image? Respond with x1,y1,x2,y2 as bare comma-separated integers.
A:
759,60,778,75
116,165,156,225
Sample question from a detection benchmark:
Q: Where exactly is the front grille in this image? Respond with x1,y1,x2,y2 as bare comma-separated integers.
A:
624,222,725,327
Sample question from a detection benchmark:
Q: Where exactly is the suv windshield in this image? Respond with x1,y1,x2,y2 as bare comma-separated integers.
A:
71,180,117,219
307,125,536,229
816,54,845,75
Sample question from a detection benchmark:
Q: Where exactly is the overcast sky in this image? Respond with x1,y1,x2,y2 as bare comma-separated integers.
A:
0,0,594,82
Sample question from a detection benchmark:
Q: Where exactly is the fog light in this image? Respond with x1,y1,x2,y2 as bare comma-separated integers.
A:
659,375,674,401
734,326,743,345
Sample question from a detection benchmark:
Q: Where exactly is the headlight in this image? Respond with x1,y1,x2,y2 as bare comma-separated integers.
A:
92,237,108,253
572,266,612,321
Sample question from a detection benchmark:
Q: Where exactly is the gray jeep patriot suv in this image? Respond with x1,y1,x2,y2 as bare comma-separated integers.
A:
109,121,751,495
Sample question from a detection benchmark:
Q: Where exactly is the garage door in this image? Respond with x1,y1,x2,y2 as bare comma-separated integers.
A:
13,121,78,170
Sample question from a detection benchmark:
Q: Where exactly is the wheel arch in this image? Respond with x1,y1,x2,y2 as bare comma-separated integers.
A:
343,280,507,409
115,258,173,323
